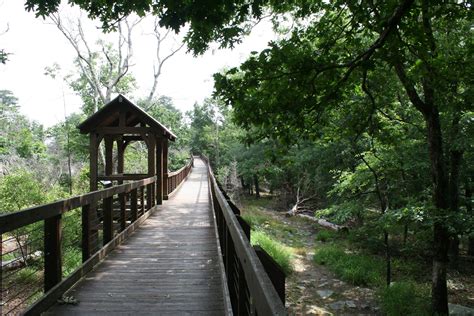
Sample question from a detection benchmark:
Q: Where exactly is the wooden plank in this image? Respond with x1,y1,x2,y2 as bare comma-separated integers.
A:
97,174,149,181
25,205,160,315
44,214,62,292
44,158,226,315
96,127,154,135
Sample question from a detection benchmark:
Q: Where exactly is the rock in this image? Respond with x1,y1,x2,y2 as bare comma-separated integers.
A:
316,289,334,299
329,301,346,311
306,305,332,315
449,304,474,315
345,300,357,308
318,282,329,287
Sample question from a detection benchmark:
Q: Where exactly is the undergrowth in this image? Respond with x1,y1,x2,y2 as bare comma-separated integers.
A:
313,244,383,286
251,230,293,275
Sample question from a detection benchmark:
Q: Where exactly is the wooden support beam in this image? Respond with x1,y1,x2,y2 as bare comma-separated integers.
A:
119,193,126,231
163,138,169,200
96,127,154,135
89,133,98,191
117,137,125,179
82,205,92,262
156,138,163,205
44,214,62,292
147,135,156,207
103,196,113,244
104,136,114,176
130,189,138,222
88,132,99,257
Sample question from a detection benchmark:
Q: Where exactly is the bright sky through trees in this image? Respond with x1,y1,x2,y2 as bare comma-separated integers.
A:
0,0,276,127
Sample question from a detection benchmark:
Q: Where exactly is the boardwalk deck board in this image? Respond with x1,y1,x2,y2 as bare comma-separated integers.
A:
46,159,225,315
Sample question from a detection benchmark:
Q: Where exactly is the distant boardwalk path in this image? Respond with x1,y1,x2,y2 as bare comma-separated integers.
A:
47,158,225,315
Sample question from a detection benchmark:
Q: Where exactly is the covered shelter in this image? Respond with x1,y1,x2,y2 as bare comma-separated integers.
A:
78,94,176,203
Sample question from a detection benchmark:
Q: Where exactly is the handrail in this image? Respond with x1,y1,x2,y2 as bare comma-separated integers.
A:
0,175,158,315
202,155,287,315
0,176,156,234
167,155,194,196
0,155,194,315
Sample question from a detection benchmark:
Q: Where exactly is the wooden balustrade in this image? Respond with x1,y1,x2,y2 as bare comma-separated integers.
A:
0,156,194,315
202,155,287,315
166,156,194,196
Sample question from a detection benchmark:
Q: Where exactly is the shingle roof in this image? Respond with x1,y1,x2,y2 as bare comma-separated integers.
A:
77,94,176,141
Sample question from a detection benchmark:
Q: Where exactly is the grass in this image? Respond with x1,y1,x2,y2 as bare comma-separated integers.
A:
315,229,338,242
313,244,383,286
16,266,40,284
379,281,431,315
251,230,293,275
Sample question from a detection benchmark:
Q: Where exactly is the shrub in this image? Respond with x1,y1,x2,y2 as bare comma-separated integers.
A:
251,231,293,275
379,281,431,316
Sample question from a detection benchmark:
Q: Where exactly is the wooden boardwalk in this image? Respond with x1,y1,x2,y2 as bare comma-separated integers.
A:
47,158,226,315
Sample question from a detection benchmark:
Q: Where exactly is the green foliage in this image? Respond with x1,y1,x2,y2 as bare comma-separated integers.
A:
241,213,268,229
0,169,46,213
16,266,39,284
251,230,293,275
313,244,383,286
63,247,82,277
379,282,431,316
315,230,337,242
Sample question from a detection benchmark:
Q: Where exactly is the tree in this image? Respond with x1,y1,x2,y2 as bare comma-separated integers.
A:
25,0,472,313
50,14,139,114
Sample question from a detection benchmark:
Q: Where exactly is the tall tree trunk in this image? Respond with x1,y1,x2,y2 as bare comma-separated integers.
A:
254,173,260,199
466,178,474,256
425,110,450,315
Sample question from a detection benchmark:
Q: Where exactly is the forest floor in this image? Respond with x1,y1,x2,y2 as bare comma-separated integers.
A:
238,196,380,315
238,195,474,316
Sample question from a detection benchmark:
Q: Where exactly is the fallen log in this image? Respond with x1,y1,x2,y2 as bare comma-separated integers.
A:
296,214,345,231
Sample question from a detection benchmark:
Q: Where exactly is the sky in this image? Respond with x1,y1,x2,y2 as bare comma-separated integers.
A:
0,1,276,127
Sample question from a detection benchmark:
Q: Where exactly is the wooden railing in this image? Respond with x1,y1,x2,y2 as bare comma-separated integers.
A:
0,157,193,315
202,156,287,315
167,156,194,196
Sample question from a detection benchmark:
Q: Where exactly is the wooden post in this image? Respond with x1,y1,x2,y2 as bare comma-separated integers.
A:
103,196,113,244
119,193,126,231
88,133,99,255
104,136,114,176
147,134,156,208
156,138,163,205
82,204,92,262
44,215,62,292
117,137,126,231
89,133,98,191
163,138,169,200
131,188,138,222
140,187,145,215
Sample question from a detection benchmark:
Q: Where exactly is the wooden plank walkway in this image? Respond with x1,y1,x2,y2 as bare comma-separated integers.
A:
46,158,226,315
